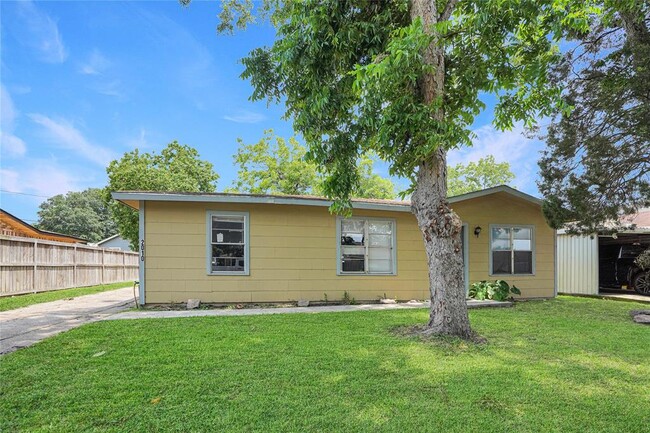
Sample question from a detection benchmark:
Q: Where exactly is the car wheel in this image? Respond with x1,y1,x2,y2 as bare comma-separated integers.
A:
633,271,650,296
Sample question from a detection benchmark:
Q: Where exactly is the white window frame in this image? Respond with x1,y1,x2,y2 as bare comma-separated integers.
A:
489,224,535,276
206,211,250,276
336,216,397,276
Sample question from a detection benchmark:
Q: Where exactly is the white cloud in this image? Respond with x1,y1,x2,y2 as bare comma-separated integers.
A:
79,49,110,75
15,0,67,64
126,128,150,149
447,123,544,195
29,114,116,166
93,79,126,99
0,85,27,157
223,110,266,124
1,163,78,198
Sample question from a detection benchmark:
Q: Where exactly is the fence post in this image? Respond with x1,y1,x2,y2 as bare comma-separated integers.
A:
33,239,38,293
101,248,105,284
73,244,77,288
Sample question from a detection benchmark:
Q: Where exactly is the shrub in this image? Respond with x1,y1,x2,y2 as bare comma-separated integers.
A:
635,248,650,270
469,280,521,301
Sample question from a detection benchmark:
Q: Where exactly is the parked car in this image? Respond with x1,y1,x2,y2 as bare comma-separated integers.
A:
618,245,649,295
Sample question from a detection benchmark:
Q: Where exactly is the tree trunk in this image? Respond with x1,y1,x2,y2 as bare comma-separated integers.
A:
410,0,472,338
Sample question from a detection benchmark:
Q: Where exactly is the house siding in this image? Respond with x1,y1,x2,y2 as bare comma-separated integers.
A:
143,191,555,303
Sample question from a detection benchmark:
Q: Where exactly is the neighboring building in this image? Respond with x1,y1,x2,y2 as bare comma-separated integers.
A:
557,209,650,296
95,234,134,252
0,209,86,244
112,185,556,305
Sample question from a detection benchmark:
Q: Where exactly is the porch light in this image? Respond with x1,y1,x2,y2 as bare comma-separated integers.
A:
474,226,482,238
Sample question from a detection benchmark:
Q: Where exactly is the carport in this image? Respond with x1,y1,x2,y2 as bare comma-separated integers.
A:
557,210,650,296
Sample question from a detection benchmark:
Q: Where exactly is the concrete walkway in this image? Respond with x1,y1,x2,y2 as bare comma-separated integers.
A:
0,287,136,355
108,299,511,321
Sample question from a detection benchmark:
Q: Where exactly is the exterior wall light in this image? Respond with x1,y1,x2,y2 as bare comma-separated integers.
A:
474,226,482,238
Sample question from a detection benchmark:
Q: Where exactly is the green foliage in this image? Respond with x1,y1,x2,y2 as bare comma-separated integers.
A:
106,141,219,249
341,290,356,305
227,130,319,195
469,280,521,301
447,156,515,197
635,249,650,271
36,188,116,242
539,1,650,232
224,0,598,212
2,297,650,432
228,130,395,199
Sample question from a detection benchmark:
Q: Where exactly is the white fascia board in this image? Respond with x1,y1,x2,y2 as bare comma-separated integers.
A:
111,192,412,213
448,185,543,206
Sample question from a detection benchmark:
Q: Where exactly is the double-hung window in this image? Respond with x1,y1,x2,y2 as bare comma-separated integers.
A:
338,218,396,275
207,211,249,275
490,225,534,275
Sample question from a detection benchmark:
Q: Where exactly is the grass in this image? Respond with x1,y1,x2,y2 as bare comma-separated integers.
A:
0,281,134,312
1,296,649,432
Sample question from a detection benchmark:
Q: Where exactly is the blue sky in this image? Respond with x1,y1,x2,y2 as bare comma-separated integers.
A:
1,0,545,224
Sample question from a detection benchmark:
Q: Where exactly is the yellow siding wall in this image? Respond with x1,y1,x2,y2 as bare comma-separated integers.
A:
143,191,555,303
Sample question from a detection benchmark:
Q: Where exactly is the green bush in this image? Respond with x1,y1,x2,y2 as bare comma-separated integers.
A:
469,280,521,301
635,248,650,270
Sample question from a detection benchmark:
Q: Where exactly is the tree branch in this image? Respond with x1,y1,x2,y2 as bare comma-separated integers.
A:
440,0,459,22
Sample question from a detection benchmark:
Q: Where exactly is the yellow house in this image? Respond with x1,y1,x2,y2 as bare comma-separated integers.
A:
112,185,556,305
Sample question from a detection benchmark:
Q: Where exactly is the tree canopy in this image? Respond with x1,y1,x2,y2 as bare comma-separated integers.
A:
228,130,396,199
538,1,650,232
184,0,597,338
447,156,515,197
106,141,219,249
37,188,116,243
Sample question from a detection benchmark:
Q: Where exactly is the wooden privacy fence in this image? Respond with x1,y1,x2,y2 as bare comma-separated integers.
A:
0,235,139,296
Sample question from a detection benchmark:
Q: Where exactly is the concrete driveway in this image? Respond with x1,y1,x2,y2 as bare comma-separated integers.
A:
0,287,136,355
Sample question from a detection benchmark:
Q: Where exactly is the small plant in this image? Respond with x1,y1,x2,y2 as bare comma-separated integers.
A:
342,291,356,305
635,248,650,270
469,280,521,301
323,293,328,303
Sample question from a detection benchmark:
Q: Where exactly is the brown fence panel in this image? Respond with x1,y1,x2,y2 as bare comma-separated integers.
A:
0,235,139,296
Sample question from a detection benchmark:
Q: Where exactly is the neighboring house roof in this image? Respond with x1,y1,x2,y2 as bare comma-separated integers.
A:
97,234,120,245
558,208,650,235
619,208,650,230
0,209,87,244
112,185,540,212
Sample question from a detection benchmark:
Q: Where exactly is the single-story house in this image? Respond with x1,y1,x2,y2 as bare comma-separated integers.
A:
93,234,134,252
112,185,556,305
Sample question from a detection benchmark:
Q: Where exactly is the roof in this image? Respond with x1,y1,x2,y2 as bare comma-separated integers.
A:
619,208,650,230
97,234,120,245
112,185,541,212
0,209,87,243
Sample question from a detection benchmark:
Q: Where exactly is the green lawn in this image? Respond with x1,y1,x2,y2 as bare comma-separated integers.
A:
1,297,649,432
0,281,133,312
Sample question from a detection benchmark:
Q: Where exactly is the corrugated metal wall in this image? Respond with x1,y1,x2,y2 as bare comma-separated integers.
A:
557,233,599,295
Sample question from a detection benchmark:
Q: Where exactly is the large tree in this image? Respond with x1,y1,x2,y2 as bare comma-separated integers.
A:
106,141,219,249
228,129,395,198
447,156,515,197
185,0,593,338
37,188,116,242
539,1,650,232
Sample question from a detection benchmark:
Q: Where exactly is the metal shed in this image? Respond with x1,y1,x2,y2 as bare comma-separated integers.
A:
557,209,650,295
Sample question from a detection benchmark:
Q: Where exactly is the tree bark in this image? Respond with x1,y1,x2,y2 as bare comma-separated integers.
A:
410,0,472,338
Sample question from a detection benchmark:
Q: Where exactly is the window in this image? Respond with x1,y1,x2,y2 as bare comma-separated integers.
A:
207,212,249,275
490,225,534,275
338,218,396,275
